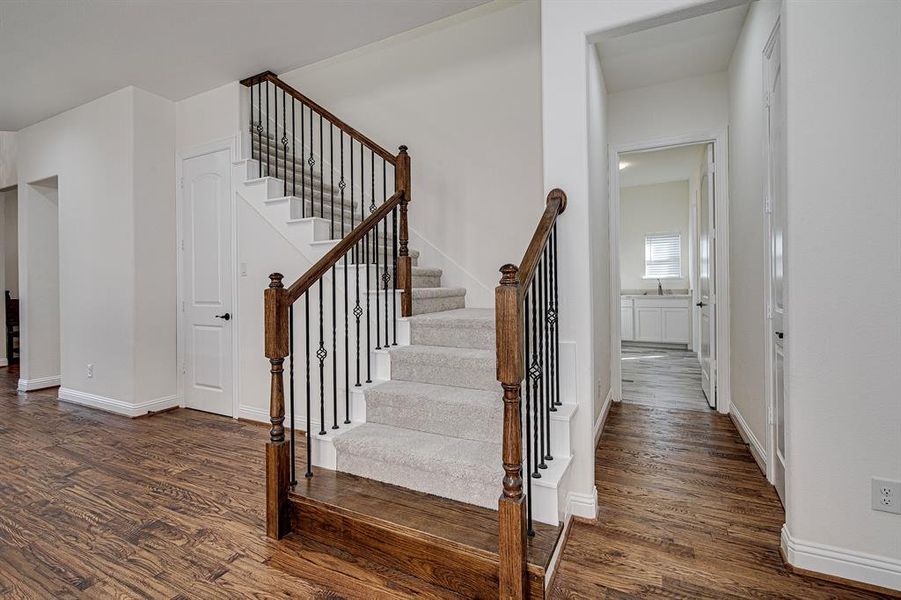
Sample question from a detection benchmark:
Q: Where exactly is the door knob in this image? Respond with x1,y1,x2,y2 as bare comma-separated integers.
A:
215,313,231,321
696,301,706,308
774,331,784,339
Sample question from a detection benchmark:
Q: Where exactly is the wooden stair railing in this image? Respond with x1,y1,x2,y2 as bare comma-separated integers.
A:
496,189,567,599
242,70,412,539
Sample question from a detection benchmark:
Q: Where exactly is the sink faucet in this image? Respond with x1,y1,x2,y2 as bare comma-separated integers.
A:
657,278,664,296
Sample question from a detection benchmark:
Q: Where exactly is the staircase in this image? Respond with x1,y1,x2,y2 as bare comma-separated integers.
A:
241,71,569,599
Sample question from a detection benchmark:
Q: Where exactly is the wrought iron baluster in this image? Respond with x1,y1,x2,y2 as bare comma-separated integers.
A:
273,87,279,182
383,159,389,346
300,103,306,217
289,304,296,485
330,122,335,239
332,265,338,429
318,280,327,435
524,291,534,536
309,106,315,218
341,135,350,424
553,225,561,406
291,97,296,200
392,201,398,346
371,150,379,350
530,276,542,478
265,81,270,177
543,249,554,461
354,238,362,387
319,114,324,218
304,290,312,478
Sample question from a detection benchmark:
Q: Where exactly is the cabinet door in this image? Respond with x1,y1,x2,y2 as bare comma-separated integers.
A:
635,307,662,341
662,308,689,343
621,306,634,341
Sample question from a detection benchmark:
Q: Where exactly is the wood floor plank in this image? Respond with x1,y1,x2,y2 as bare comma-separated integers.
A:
0,361,890,599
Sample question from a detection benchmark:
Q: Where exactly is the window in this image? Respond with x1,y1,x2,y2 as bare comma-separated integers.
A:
644,233,681,279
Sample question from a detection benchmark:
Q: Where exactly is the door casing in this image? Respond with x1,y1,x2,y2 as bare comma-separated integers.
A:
609,130,731,415
176,137,240,418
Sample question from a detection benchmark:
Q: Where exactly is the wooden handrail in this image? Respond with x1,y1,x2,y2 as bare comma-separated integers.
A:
241,71,397,164
285,190,404,304
513,188,566,294
495,188,566,599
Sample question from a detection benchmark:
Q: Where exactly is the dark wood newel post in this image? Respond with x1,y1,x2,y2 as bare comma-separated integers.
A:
264,273,290,539
496,264,527,599
395,146,413,317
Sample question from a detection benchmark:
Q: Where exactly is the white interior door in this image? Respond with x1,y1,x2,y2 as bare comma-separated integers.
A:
697,143,716,409
765,25,786,502
182,149,233,416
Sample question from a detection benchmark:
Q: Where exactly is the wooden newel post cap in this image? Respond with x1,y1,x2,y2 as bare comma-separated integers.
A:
499,264,519,286
398,145,408,154
268,273,284,289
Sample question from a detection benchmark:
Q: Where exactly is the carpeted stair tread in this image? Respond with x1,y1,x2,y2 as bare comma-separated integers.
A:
333,422,502,509
389,344,495,391
409,308,495,350
365,380,502,443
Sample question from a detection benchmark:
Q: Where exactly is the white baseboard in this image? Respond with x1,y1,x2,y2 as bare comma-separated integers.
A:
781,525,901,592
237,404,270,424
0,358,8,367
729,403,766,474
18,375,60,391
594,387,613,446
564,486,598,521
58,388,180,418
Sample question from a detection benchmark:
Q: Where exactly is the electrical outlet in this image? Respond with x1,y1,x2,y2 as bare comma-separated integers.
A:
87,363,94,379
872,478,901,514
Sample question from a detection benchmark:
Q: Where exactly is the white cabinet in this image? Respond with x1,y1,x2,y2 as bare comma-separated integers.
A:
621,306,634,341
621,296,690,344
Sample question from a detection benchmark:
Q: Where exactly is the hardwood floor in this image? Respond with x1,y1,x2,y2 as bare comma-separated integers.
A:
0,366,889,598
550,402,891,599
621,344,711,412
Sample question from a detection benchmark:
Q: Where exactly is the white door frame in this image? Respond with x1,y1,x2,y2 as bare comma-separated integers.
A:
176,135,240,417
608,129,731,415
762,16,783,490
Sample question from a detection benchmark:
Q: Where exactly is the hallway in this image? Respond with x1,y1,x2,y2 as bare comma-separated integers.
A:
551,402,884,598
621,344,711,412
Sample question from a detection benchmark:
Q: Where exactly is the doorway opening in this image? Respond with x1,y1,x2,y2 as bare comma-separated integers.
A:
0,186,19,369
18,176,60,391
613,141,723,413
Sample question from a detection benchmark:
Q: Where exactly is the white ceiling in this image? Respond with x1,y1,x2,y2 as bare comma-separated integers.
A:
619,144,707,188
0,0,488,130
596,3,750,94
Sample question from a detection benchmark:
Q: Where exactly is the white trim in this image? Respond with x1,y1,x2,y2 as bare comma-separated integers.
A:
564,486,598,521
176,135,240,419
595,386,613,446
58,387,180,418
608,129,731,415
762,16,783,491
0,358,8,367
17,375,60,391
781,525,901,592
237,403,270,424
729,403,766,474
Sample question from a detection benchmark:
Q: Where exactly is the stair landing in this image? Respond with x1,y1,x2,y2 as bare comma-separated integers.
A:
288,468,562,599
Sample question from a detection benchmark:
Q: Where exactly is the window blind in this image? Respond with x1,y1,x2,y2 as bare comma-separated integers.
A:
644,233,681,278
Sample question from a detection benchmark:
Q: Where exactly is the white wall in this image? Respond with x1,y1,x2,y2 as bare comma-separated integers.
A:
727,0,780,460
542,0,709,519
619,181,690,292
133,88,177,406
176,82,240,154
782,0,901,589
587,43,610,427
0,132,15,190
16,87,177,413
607,71,730,147
278,0,543,308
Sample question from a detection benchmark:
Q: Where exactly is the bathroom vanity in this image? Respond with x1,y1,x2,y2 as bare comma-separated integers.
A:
621,294,691,344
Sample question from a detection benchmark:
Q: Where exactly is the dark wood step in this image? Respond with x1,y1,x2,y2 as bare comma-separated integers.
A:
286,468,562,599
